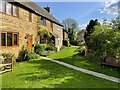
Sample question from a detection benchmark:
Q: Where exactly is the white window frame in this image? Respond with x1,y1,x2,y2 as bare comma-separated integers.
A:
6,2,12,15
57,25,60,31
0,0,5,12
13,5,17,16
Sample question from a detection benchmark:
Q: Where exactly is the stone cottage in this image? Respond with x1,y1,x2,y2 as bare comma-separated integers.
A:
0,0,63,57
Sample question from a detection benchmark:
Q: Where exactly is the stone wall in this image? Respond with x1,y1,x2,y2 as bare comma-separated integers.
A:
63,31,68,40
44,19,63,48
0,6,38,57
0,3,63,57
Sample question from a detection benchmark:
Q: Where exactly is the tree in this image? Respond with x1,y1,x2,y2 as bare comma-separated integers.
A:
85,19,100,36
62,18,78,41
85,18,120,61
62,18,78,32
110,17,120,30
84,19,101,49
102,18,111,29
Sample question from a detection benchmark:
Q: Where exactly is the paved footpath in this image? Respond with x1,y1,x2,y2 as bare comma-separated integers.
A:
40,56,120,83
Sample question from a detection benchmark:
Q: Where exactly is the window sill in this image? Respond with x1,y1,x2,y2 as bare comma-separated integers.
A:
0,12,19,18
0,46,19,48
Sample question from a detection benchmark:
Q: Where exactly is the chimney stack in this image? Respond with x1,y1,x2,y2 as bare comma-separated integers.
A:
44,6,50,13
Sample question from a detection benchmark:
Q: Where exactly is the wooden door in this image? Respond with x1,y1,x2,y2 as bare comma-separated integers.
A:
27,35,33,51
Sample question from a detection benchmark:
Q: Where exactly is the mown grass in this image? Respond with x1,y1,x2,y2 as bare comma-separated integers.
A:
1,58,119,88
48,46,120,78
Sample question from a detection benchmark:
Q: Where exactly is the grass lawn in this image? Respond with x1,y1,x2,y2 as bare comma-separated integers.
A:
1,58,119,88
47,46,120,78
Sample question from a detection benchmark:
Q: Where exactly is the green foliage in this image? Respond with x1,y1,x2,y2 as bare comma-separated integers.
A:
28,52,40,60
16,46,30,62
63,40,70,47
2,53,15,59
34,44,47,56
61,46,66,50
38,30,51,39
110,17,120,29
84,17,120,62
87,28,120,60
45,45,57,51
70,40,79,46
34,44,57,56
48,46,119,78
85,19,100,36
62,18,78,41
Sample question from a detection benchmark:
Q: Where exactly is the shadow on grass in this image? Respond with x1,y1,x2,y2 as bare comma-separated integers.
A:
48,48,120,78
16,60,75,88
14,59,119,88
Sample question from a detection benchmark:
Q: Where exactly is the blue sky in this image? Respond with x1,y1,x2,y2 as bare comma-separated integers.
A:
36,1,118,29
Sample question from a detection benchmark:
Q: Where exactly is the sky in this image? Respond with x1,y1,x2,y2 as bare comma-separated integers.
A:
35,0,119,30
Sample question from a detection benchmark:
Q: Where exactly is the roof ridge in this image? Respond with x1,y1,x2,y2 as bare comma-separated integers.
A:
13,0,62,26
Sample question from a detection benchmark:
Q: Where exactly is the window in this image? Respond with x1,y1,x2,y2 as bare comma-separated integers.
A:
0,0,5,12
57,25,60,31
7,33,12,46
13,5,17,16
1,33,6,46
29,12,32,22
41,17,46,26
51,22,53,30
0,1,18,17
14,34,18,45
1,32,18,46
6,2,12,15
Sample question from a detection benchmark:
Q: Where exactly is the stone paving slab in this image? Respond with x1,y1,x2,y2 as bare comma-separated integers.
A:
40,56,120,83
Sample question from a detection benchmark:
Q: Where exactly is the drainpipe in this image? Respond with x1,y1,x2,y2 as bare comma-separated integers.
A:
0,29,3,64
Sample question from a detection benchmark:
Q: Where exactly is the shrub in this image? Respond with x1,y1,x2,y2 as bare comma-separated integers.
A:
69,44,71,47
28,52,40,60
16,46,30,62
34,44,47,56
63,40,70,47
70,40,79,46
45,45,57,51
2,53,15,59
61,46,66,50
86,28,120,61
34,44,57,56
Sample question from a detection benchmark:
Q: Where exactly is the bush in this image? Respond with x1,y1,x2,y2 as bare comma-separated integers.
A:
28,52,40,60
63,40,70,47
78,50,85,56
34,44,47,56
2,53,15,59
86,28,120,61
45,45,57,51
69,44,71,47
61,46,66,50
70,40,79,46
16,46,30,62
34,44,57,56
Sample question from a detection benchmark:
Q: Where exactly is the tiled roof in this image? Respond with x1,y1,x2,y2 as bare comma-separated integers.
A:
13,0,63,26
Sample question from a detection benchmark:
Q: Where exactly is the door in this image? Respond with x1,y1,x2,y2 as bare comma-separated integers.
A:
27,35,33,51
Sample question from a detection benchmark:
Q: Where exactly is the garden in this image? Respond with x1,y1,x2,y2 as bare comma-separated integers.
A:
1,48,119,88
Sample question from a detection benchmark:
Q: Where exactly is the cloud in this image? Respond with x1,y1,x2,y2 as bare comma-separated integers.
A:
99,0,120,15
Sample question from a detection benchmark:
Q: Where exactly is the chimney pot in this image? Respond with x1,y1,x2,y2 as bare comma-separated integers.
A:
44,6,50,13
